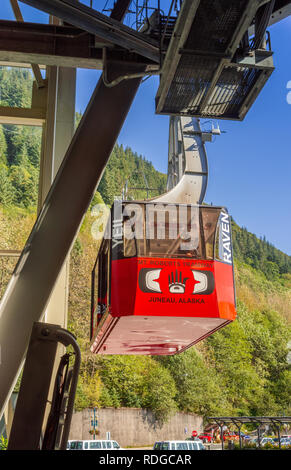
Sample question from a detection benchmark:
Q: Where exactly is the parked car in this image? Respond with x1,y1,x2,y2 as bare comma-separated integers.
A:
255,437,276,447
153,440,205,451
198,433,212,443
279,438,291,447
68,439,122,450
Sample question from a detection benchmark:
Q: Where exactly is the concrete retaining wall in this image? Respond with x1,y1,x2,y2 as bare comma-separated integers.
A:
69,408,203,448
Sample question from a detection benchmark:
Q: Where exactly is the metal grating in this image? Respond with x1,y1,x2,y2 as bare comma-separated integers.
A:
202,66,262,118
184,0,249,54
158,54,219,115
156,0,275,120
159,60,272,119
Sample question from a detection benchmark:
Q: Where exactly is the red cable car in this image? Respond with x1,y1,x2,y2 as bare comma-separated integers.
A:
90,200,236,355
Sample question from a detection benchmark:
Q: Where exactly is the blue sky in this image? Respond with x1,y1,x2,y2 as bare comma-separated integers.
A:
1,1,291,255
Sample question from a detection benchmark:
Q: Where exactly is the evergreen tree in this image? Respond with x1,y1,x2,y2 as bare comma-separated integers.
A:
0,125,7,165
9,165,37,207
0,164,14,205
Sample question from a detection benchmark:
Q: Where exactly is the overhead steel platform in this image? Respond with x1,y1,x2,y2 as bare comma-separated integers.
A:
155,0,276,120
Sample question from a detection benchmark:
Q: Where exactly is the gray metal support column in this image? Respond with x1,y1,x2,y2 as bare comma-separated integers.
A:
7,322,81,450
38,65,76,434
277,425,281,450
8,323,58,449
156,117,211,205
0,62,144,418
220,425,224,450
38,67,58,209
257,425,261,448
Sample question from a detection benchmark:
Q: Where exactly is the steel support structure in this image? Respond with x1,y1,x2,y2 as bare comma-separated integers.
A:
155,0,276,120
41,67,76,322
38,64,76,433
0,0,289,443
0,0,136,422
7,322,81,450
0,19,156,70
0,45,143,434
0,54,76,440
0,66,47,436
19,0,159,62
155,0,200,115
10,0,45,87
156,117,221,205
207,416,291,449
0,78,47,125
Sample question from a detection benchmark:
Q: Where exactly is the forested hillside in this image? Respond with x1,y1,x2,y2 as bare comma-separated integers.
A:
68,213,291,421
0,69,40,207
0,67,290,424
232,222,291,281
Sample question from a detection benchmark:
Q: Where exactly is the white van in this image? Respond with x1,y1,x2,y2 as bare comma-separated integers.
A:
153,440,205,451
68,439,122,450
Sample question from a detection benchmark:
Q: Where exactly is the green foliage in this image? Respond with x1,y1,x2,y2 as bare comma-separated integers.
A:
9,164,38,208
0,435,8,450
0,66,290,425
97,356,177,422
0,68,40,208
0,164,14,205
0,125,8,165
140,359,178,422
90,190,105,209
75,111,82,130
75,371,102,411
7,126,41,168
0,67,32,108
206,301,291,416
98,143,167,205
232,220,291,277
72,237,83,258
157,348,230,417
